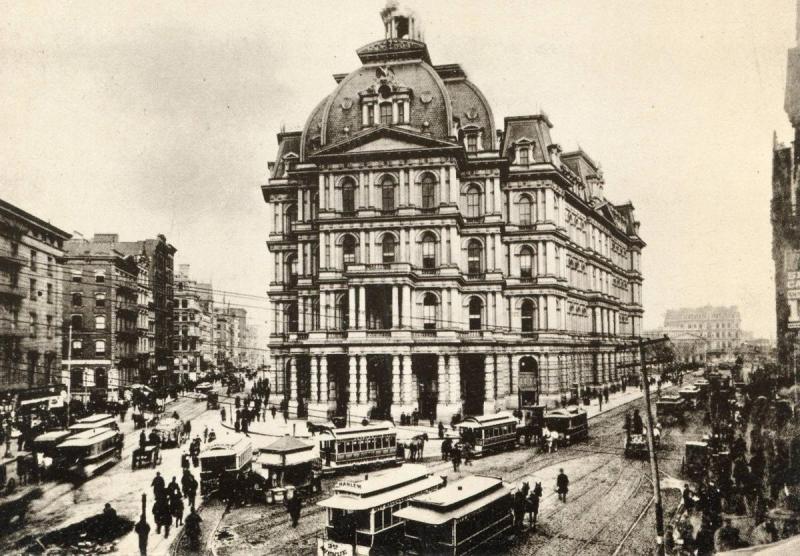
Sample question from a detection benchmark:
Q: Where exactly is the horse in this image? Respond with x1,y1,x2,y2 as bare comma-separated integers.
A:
402,433,429,462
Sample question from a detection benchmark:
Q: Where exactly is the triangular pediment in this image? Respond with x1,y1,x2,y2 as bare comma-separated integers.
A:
311,126,459,158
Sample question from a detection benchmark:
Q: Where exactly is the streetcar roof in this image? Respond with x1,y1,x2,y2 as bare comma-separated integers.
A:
319,465,443,511
199,436,252,459
74,413,114,423
33,430,72,443
546,407,586,418
457,412,517,428
57,428,117,448
320,423,396,439
395,476,510,525
70,415,116,430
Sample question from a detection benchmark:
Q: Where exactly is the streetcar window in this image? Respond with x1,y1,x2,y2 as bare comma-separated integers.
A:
361,440,367,451
390,436,395,447
374,509,383,530
337,442,344,453
368,438,375,451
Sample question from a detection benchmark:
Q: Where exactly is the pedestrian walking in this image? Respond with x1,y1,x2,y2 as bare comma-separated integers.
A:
203,426,208,443
171,493,184,527
287,493,302,527
270,405,277,419
185,507,203,551
168,476,180,498
152,496,171,537
151,472,165,500
441,438,451,461
139,430,146,449
221,406,226,423
451,445,461,472
134,514,150,556
283,407,289,424
438,421,445,439
556,468,569,502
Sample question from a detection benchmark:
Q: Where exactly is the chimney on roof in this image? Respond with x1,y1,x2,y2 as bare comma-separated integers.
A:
93,233,119,243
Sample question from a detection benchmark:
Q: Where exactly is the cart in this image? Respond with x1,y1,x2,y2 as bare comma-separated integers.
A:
153,418,184,448
624,433,649,459
656,395,686,425
132,445,162,470
681,441,709,482
0,455,23,495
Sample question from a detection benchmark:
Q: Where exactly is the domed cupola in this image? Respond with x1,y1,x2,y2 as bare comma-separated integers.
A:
300,1,495,160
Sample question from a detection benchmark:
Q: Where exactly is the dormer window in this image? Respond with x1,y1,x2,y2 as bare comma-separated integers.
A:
379,103,393,125
397,102,405,123
518,147,529,165
466,134,478,153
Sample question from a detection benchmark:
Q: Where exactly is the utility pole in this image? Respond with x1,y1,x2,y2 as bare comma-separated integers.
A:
66,322,73,425
640,338,665,555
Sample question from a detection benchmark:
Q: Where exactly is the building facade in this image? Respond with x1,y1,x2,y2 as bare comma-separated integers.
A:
773,12,800,370
263,5,645,421
660,306,742,362
0,199,70,395
91,234,177,385
61,239,139,401
173,264,214,381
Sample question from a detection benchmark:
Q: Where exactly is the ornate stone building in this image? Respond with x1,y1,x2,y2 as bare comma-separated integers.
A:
263,5,645,421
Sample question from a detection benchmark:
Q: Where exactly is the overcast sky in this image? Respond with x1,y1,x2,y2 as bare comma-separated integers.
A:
1,0,795,337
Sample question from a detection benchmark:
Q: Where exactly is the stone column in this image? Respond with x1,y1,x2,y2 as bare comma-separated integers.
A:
310,356,319,403
368,171,375,207
497,354,509,400
289,356,298,413
402,355,412,404
484,354,496,413
348,356,358,405
298,296,306,331
392,355,401,406
348,287,357,329
359,286,367,329
320,356,328,403
358,356,367,404
449,355,461,406
402,285,411,328
437,354,448,404
493,177,501,214
449,166,458,205
391,286,399,329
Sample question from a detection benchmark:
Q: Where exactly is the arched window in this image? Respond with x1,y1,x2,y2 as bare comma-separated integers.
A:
468,297,483,330
380,103,393,125
342,235,358,266
422,233,437,269
421,174,436,209
520,246,534,279
518,147,529,165
423,293,438,330
70,314,83,330
336,293,349,330
72,292,82,307
519,195,532,226
466,186,482,217
382,235,397,264
94,339,106,354
71,368,84,389
286,302,298,333
381,176,396,213
284,205,297,234
521,299,535,332
95,315,106,330
341,179,355,213
467,239,483,275
286,254,298,286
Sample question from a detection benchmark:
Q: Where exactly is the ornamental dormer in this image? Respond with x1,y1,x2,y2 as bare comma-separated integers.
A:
513,138,534,165
359,66,412,127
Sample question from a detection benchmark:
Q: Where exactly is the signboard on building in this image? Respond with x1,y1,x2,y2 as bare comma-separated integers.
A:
519,372,538,392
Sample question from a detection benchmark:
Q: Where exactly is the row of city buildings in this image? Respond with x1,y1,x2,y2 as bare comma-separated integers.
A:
0,198,263,405
262,5,646,423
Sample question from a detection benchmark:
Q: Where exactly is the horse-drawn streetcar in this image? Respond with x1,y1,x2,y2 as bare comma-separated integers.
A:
456,413,517,456
199,436,253,494
317,463,444,555
55,427,124,479
544,407,588,445
395,475,515,556
317,423,399,473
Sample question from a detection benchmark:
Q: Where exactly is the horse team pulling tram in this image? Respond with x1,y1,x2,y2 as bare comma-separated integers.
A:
395,475,515,556
317,464,444,555
317,423,399,473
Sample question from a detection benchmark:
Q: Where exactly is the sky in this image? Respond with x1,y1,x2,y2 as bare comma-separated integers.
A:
0,0,796,338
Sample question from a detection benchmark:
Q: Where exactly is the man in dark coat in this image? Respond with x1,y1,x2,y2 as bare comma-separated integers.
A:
185,508,203,551
287,493,302,527
151,472,166,500
139,430,146,449
632,410,644,435
556,469,569,502
683,484,694,512
134,514,150,556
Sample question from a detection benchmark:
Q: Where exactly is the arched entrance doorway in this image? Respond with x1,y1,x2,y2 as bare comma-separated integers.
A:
518,356,539,406
412,354,438,421
366,355,392,419
94,367,108,391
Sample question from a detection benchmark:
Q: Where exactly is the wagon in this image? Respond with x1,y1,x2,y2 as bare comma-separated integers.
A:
132,445,162,470
624,433,649,459
544,407,588,445
656,395,686,424
153,418,184,448
681,440,708,482
0,455,23,495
